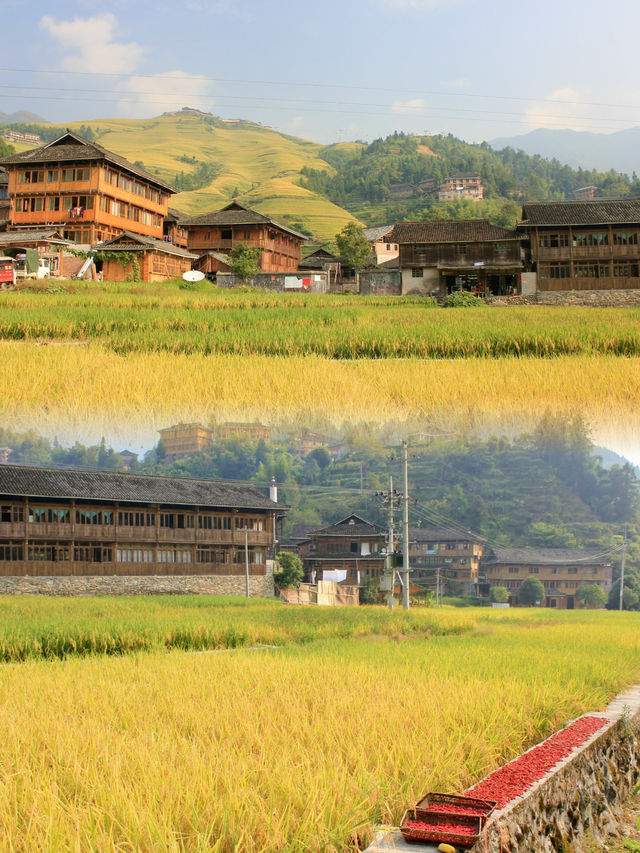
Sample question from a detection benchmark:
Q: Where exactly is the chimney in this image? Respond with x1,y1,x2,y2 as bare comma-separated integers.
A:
269,477,278,504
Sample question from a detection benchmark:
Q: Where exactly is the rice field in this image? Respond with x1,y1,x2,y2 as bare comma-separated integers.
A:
1,607,639,852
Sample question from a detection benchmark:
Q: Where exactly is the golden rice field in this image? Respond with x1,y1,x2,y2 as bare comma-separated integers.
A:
1,607,639,852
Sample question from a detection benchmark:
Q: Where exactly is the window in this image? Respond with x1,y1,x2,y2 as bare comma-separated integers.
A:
221,228,233,240
47,170,58,182
508,567,519,574
568,567,578,574
412,268,423,278
197,547,227,563
613,232,638,245
350,542,358,553
48,197,60,211
529,567,540,574
0,542,23,561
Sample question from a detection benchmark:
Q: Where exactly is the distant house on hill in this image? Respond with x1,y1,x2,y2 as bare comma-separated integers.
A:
438,173,484,201
484,546,613,609
182,202,305,275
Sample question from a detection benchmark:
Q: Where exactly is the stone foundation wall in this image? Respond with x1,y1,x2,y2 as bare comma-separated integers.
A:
0,574,275,598
486,288,640,306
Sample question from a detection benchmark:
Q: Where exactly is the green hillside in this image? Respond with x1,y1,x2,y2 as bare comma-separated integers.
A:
60,112,358,241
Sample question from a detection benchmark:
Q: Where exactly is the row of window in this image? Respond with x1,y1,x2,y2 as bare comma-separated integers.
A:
14,195,95,214
17,168,91,185
0,541,265,564
539,232,639,248
540,262,640,279
2,505,265,531
499,565,598,575
99,196,162,227
102,168,164,204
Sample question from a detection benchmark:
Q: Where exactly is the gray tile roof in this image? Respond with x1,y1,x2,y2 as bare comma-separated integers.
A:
488,547,610,566
95,231,198,259
390,220,522,244
0,229,73,246
0,132,175,193
520,199,640,227
410,527,485,543
0,464,282,510
363,225,395,242
310,514,385,537
183,202,306,239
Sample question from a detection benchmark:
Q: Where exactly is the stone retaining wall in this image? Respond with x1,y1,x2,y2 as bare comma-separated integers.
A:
486,288,640,306
0,574,275,598
366,684,640,853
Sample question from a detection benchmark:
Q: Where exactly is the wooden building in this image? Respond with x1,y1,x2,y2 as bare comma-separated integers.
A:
363,224,399,265
158,423,214,459
300,514,387,584
438,173,484,201
409,527,485,594
162,208,189,249
484,546,613,609
182,202,305,274
96,232,197,282
0,465,284,578
518,199,640,291
390,219,524,297
214,422,272,442
0,131,174,245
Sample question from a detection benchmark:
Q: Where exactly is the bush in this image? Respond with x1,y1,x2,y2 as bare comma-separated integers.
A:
359,576,379,605
490,586,509,603
443,291,484,308
518,576,545,606
273,552,304,589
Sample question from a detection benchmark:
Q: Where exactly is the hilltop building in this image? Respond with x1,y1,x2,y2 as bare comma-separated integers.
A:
158,423,214,460
0,131,175,246
438,173,484,201
0,465,284,586
183,202,305,275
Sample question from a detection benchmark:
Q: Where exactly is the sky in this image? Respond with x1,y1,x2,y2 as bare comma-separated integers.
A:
2,0,640,145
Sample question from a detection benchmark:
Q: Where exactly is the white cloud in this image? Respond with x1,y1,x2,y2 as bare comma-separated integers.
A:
392,97,427,114
115,71,214,117
526,87,593,131
40,13,145,75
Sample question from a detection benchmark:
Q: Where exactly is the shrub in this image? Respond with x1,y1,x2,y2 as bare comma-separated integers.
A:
443,290,483,308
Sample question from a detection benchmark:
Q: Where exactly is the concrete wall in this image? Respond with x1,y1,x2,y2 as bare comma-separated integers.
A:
358,270,401,296
0,574,275,597
216,271,329,293
401,267,439,296
486,288,640,306
521,271,537,296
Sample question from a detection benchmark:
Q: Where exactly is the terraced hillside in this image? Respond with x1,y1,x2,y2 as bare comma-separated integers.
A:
54,112,361,241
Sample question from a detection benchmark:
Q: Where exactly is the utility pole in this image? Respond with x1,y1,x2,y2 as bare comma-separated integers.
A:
402,440,411,611
619,523,628,611
375,476,402,610
244,527,250,598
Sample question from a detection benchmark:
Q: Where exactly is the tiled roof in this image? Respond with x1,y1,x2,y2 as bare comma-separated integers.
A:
363,224,395,242
0,464,281,510
520,199,640,227
182,202,306,239
0,229,73,246
94,231,198,259
389,220,522,244
488,547,610,566
0,132,175,193
310,514,385,538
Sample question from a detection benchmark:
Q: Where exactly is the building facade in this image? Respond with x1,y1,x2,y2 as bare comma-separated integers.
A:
182,202,305,273
409,527,485,594
484,546,613,609
0,465,284,579
0,132,174,245
158,423,214,459
390,219,524,297
96,231,197,282
438,174,484,201
518,199,640,291
300,514,387,584
363,224,399,266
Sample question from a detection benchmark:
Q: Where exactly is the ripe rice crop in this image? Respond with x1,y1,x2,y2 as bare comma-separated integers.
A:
0,610,639,852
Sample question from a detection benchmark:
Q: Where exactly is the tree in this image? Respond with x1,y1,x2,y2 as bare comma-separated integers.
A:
273,552,304,589
518,576,545,606
576,584,607,609
229,243,261,282
335,222,371,269
490,586,509,603
359,575,379,605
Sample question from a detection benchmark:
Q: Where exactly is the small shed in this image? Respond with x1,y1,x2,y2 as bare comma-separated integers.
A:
94,231,198,282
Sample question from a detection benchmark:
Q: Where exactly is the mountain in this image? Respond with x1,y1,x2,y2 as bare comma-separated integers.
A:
0,111,49,125
61,112,358,241
489,127,640,177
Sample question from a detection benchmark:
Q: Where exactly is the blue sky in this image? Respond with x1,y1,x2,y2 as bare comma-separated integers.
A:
2,0,639,144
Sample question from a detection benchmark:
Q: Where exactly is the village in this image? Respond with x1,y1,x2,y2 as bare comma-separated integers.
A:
1,130,640,300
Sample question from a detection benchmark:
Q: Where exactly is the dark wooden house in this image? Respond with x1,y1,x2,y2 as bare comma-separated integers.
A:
390,219,524,297
300,514,387,585
518,199,640,291
182,202,305,274
0,465,284,579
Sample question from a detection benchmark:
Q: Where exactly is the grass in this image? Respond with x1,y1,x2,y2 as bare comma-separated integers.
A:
0,607,639,851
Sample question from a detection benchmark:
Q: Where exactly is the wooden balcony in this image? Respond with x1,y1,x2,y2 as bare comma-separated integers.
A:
0,560,267,577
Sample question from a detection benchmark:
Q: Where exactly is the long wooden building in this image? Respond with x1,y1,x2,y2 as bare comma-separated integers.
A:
0,131,175,245
0,465,284,578
518,199,640,291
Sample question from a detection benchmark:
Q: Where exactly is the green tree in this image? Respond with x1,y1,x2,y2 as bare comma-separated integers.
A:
518,576,545,606
359,575,379,605
527,521,577,548
229,243,261,282
490,586,509,603
576,584,607,609
274,552,304,589
335,222,371,269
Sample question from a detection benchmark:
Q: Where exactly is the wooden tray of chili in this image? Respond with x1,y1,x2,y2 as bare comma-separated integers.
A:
415,791,497,818
400,808,483,847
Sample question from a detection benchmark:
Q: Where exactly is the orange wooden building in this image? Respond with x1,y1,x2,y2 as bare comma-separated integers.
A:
0,132,175,245
96,232,197,282
183,202,305,273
